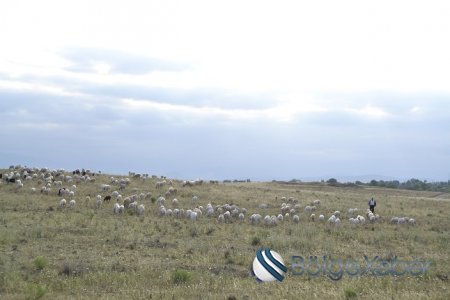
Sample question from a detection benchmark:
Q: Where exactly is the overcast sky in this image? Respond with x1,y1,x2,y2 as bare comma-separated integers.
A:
1,0,449,181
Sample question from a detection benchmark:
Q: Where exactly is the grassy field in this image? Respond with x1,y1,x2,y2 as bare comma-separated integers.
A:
0,169,449,299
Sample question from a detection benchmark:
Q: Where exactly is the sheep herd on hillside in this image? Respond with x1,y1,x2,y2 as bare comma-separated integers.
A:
1,165,418,228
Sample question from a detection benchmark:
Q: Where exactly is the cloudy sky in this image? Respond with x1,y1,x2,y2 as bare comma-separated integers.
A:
1,0,449,181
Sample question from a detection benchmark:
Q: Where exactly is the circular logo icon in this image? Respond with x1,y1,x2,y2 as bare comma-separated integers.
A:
252,248,287,282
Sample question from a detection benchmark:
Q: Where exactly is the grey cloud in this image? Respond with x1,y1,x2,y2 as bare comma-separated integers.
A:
60,47,189,75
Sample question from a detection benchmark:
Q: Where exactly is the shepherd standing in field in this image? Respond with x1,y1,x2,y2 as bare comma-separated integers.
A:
368,197,376,213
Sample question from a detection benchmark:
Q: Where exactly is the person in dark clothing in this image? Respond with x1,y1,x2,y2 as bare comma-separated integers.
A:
368,197,376,213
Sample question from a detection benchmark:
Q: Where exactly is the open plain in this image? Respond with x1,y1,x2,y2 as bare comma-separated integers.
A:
0,167,449,299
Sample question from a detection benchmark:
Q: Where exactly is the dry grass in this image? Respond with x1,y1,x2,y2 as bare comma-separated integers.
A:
0,169,449,299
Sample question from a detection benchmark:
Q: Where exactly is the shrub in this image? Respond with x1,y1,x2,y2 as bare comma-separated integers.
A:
172,269,191,285
26,283,46,300
344,287,357,299
34,256,48,271
251,236,261,246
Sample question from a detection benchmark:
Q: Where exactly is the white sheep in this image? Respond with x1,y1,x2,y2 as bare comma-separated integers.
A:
172,198,179,207
60,199,66,208
293,215,300,223
270,215,278,226
313,199,321,206
217,214,225,223
310,213,315,221
159,206,167,216
304,205,316,213
328,215,336,224
250,214,262,224
277,214,284,222
357,215,366,224
69,199,76,208
390,217,399,224
319,214,325,221
224,211,231,222
408,218,416,226
348,208,358,216
190,211,198,221
129,201,138,211
137,204,145,217
192,196,199,203
157,196,166,206
96,197,102,209
113,203,120,214
334,218,341,227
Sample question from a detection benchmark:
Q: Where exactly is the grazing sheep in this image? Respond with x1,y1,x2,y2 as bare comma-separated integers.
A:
328,215,336,224
69,199,76,208
137,204,145,217
156,180,166,188
348,208,358,216
349,217,358,225
250,214,262,224
224,211,231,222
96,197,102,209
190,211,198,221
30,187,36,193
264,215,271,225
217,214,225,223
192,196,199,203
319,214,325,221
334,218,341,227
304,205,316,213
270,215,278,226
310,214,315,221
293,215,300,223
408,218,416,226
277,214,284,222
172,198,179,207
333,211,341,218
60,199,67,208
118,205,125,214
157,196,166,206
357,215,366,224
159,206,167,216
113,203,120,214
129,201,138,211
313,200,321,206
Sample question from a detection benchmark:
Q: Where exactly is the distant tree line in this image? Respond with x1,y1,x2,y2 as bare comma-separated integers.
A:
285,178,450,192
349,178,449,192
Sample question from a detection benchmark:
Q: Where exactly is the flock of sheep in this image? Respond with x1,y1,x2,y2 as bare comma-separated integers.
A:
1,165,417,228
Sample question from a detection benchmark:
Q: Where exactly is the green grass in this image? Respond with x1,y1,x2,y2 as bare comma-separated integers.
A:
0,168,449,299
